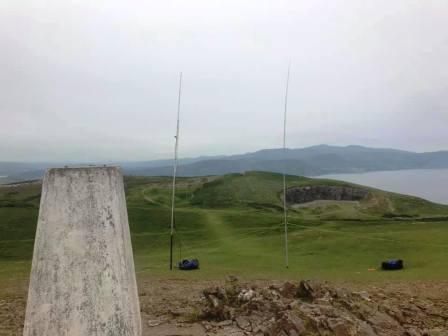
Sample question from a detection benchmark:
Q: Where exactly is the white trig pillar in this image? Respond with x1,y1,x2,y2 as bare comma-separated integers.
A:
23,166,141,336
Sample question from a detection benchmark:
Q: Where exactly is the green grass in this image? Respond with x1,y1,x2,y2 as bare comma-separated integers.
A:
1,171,448,286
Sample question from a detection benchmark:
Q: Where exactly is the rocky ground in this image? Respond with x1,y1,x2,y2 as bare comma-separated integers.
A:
1,278,448,335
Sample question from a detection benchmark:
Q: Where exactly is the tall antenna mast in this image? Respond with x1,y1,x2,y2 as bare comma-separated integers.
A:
170,72,182,270
283,63,291,268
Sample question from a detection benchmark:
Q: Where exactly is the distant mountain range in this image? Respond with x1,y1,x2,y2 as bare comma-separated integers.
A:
1,145,448,183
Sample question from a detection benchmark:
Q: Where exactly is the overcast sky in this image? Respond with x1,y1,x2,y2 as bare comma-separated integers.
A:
1,0,447,162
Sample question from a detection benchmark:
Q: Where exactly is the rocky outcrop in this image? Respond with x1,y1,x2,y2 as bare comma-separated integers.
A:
6,277,448,335
201,279,447,336
286,185,369,204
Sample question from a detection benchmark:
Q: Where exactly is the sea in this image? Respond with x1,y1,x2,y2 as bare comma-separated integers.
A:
317,169,448,205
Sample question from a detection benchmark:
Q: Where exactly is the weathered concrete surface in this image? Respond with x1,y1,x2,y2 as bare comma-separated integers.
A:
24,167,141,336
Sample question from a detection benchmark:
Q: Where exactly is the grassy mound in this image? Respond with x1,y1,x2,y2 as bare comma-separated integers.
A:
191,171,448,218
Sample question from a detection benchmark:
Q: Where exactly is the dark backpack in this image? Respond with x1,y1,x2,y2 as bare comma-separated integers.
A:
381,259,403,270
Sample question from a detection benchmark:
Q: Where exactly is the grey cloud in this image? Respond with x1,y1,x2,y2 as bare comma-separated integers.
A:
0,0,447,161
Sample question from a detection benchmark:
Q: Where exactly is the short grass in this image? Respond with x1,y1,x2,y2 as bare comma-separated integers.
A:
1,171,448,288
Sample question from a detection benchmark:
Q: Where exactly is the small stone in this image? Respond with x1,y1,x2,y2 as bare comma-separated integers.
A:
354,291,371,302
208,294,220,308
296,280,328,301
147,319,162,327
280,282,298,298
405,328,421,336
217,320,233,326
238,289,256,302
357,321,377,336
235,316,252,331
288,329,299,336
427,327,446,336
368,311,404,335
326,318,354,336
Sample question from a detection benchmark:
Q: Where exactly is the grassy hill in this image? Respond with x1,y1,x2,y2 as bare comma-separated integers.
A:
191,171,448,218
1,171,448,287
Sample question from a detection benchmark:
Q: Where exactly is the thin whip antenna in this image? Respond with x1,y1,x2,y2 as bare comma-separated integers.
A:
283,63,291,268
170,72,182,270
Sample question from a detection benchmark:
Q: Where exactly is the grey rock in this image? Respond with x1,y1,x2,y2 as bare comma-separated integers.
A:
286,185,368,204
235,316,251,331
357,321,377,336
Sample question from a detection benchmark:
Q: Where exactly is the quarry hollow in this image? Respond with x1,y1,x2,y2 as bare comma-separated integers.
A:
285,185,369,204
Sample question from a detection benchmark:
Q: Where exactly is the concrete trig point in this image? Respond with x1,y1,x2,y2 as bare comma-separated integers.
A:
24,166,141,335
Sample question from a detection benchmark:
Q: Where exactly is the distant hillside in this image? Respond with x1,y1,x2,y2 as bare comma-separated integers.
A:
0,162,45,176
3,171,447,222
126,145,448,177
190,171,448,219
2,145,448,183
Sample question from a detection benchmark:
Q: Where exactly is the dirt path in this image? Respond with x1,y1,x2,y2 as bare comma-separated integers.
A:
141,188,163,207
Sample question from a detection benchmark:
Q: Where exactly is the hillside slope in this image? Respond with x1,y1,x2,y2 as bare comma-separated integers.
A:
2,172,448,284
191,171,448,219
